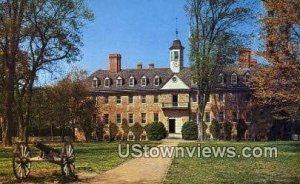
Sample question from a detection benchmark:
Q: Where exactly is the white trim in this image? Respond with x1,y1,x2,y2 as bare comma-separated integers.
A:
104,77,110,87
128,113,134,124
129,76,135,87
141,76,147,86
116,113,122,124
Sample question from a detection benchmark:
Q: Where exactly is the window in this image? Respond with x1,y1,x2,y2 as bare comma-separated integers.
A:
141,113,146,124
154,76,160,86
141,76,147,86
104,77,110,87
128,95,133,104
128,113,134,124
104,96,109,104
245,73,250,83
141,95,146,103
205,94,210,102
116,96,121,104
154,113,159,122
232,93,237,102
174,51,179,60
192,94,197,102
232,112,238,122
116,114,122,124
218,93,225,102
93,77,99,88
103,114,109,124
231,73,238,85
218,112,224,122
116,76,122,87
129,76,135,87
218,73,224,85
154,95,159,103
205,112,211,122
172,77,177,82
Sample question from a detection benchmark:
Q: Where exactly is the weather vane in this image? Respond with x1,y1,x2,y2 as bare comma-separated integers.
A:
176,17,178,39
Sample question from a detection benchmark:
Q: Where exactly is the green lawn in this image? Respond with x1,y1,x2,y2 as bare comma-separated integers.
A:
165,141,300,184
0,141,159,183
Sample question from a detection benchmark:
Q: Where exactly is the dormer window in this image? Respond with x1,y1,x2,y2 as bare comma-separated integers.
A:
104,77,110,87
218,73,225,85
129,76,135,87
116,76,123,87
141,76,147,86
231,73,238,85
245,73,250,83
92,77,99,88
154,76,160,86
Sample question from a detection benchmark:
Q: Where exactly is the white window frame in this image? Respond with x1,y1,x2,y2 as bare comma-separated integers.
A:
232,93,237,102
128,113,134,124
154,76,160,86
141,95,146,103
104,96,109,104
104,77,110,87
116,96,121,104
128,95,134,104
245,73,250,83
93,77,99,88
116,76,122,87
141,76,147,86
129,76,135,87
218,112,224,122
231,73,238,85
218,93,225,102
141,113,147,124
116,114,122,124
205,112,211,122
154,113,159,122
218,73,224,85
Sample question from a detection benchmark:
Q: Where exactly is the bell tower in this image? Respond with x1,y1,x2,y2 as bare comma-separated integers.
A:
169,39,184,73
169,18,184,73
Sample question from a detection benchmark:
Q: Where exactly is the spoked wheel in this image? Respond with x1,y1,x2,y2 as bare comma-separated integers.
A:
61,142,75,177
12,143,31,180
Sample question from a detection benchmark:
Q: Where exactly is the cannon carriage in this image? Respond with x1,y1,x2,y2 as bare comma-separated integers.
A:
12,141,75,180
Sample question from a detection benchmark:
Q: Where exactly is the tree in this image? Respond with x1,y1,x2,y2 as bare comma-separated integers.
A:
209,119,221,139
0,0,27,145
185,0,252,140
251,0,300,125
0,0,93,145
236,119,247,140
223,121,233,140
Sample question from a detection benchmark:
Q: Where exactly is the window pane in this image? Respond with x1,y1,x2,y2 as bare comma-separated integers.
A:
141,95,146,103
116,96,121,103
128,113,134,124
104,114,109,124
154,95,159,103
128,96,133,103
218,112,224,122
205,112,210,122
218,93,224,102
192,94,197,102
116,114,121,124
154,113,159,122
105,96,109,104
141,113,146,124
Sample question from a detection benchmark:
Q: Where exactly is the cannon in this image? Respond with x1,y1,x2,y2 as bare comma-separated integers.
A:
12,141,75,180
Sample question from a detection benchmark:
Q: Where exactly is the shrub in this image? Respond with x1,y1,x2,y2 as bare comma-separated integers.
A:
108,122,119,141
209,119,221,139
129,122,144,140
292,121,300,134
95,123,104,141
223,121,233,140
145,122,167,140
121,119,129,140
182,121,198,140
237,119,247,140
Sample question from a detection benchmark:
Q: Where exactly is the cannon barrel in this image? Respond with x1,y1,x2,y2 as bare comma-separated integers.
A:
34,142,61,155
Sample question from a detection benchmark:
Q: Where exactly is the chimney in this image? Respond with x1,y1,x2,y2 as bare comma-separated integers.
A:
136,63,143,69
109,54,121,73
148,64,154,69
239,48,251,68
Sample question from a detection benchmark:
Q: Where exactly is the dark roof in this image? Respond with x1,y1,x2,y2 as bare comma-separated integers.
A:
169,39,185,50
89,65,253,93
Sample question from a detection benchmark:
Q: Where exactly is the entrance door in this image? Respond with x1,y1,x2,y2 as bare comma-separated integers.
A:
172,94,178,107
169,119,176,133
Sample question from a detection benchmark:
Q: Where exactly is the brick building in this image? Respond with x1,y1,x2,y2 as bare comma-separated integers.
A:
88,38,256,139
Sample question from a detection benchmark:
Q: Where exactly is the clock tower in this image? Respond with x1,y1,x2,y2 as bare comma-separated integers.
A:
169,39,184,73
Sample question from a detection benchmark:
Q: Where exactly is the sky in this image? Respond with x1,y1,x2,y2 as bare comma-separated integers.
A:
75,0,264,75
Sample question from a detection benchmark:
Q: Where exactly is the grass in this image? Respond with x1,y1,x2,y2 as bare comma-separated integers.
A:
165,141,300,184
0,141,159,183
